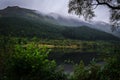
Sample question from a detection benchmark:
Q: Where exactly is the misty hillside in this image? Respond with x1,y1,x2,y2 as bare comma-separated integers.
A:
0,6,119,41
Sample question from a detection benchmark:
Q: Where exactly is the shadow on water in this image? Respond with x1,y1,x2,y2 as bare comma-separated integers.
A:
48,48,99,73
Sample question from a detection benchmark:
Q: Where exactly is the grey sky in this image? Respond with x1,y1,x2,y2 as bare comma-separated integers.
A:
0,0,110,22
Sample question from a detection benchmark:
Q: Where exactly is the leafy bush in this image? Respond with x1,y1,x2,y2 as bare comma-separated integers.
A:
70,56,120,80
70,60,100,80
3,43,65,80
72,61,89,80
98,57,120,80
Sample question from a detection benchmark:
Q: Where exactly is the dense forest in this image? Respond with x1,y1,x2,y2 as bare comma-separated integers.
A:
0,17,119,41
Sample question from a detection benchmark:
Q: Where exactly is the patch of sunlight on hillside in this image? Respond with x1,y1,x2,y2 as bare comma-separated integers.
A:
26,13,38,18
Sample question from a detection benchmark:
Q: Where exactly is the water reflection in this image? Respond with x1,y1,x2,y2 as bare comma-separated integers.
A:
48,48,99,73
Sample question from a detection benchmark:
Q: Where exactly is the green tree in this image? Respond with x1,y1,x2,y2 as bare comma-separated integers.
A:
72,61,89,80
98,57,120,80
2,43,66,80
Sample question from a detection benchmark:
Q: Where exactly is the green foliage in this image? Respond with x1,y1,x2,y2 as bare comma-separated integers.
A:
71,60,100,80
70,54,120,80
1,42,67,80
98,57,120,80
0,36,120,80
73,61,88,80
0,36,18,79
3,43,54,80
0,37,120,80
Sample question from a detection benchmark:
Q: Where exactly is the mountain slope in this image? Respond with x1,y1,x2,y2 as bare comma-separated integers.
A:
0,6,119,41
47,13,120,38
62,26,120,40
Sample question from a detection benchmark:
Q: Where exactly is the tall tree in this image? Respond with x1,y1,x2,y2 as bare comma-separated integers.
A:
68,0,120,30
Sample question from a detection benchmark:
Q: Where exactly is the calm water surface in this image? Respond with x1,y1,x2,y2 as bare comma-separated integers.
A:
49,48,100,73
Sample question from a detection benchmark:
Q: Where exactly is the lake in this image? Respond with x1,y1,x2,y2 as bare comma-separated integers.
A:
48,48,100,73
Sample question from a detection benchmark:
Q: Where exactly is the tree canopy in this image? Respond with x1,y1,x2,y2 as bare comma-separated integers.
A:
68,0,120,30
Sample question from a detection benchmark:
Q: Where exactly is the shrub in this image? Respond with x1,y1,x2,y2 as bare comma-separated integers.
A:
3,43,57,80
98,57,120,80
71,60,100,80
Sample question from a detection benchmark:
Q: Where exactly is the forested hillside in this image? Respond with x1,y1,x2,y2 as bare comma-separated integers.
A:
0,6,119,41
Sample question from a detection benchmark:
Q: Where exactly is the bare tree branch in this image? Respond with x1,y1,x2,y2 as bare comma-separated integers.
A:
68,0,120,29
96,0,120,9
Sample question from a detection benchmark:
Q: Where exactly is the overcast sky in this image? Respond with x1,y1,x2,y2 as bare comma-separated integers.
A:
0,0,110,23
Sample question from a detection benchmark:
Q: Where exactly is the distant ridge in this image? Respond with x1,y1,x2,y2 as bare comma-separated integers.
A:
0,6,119,41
